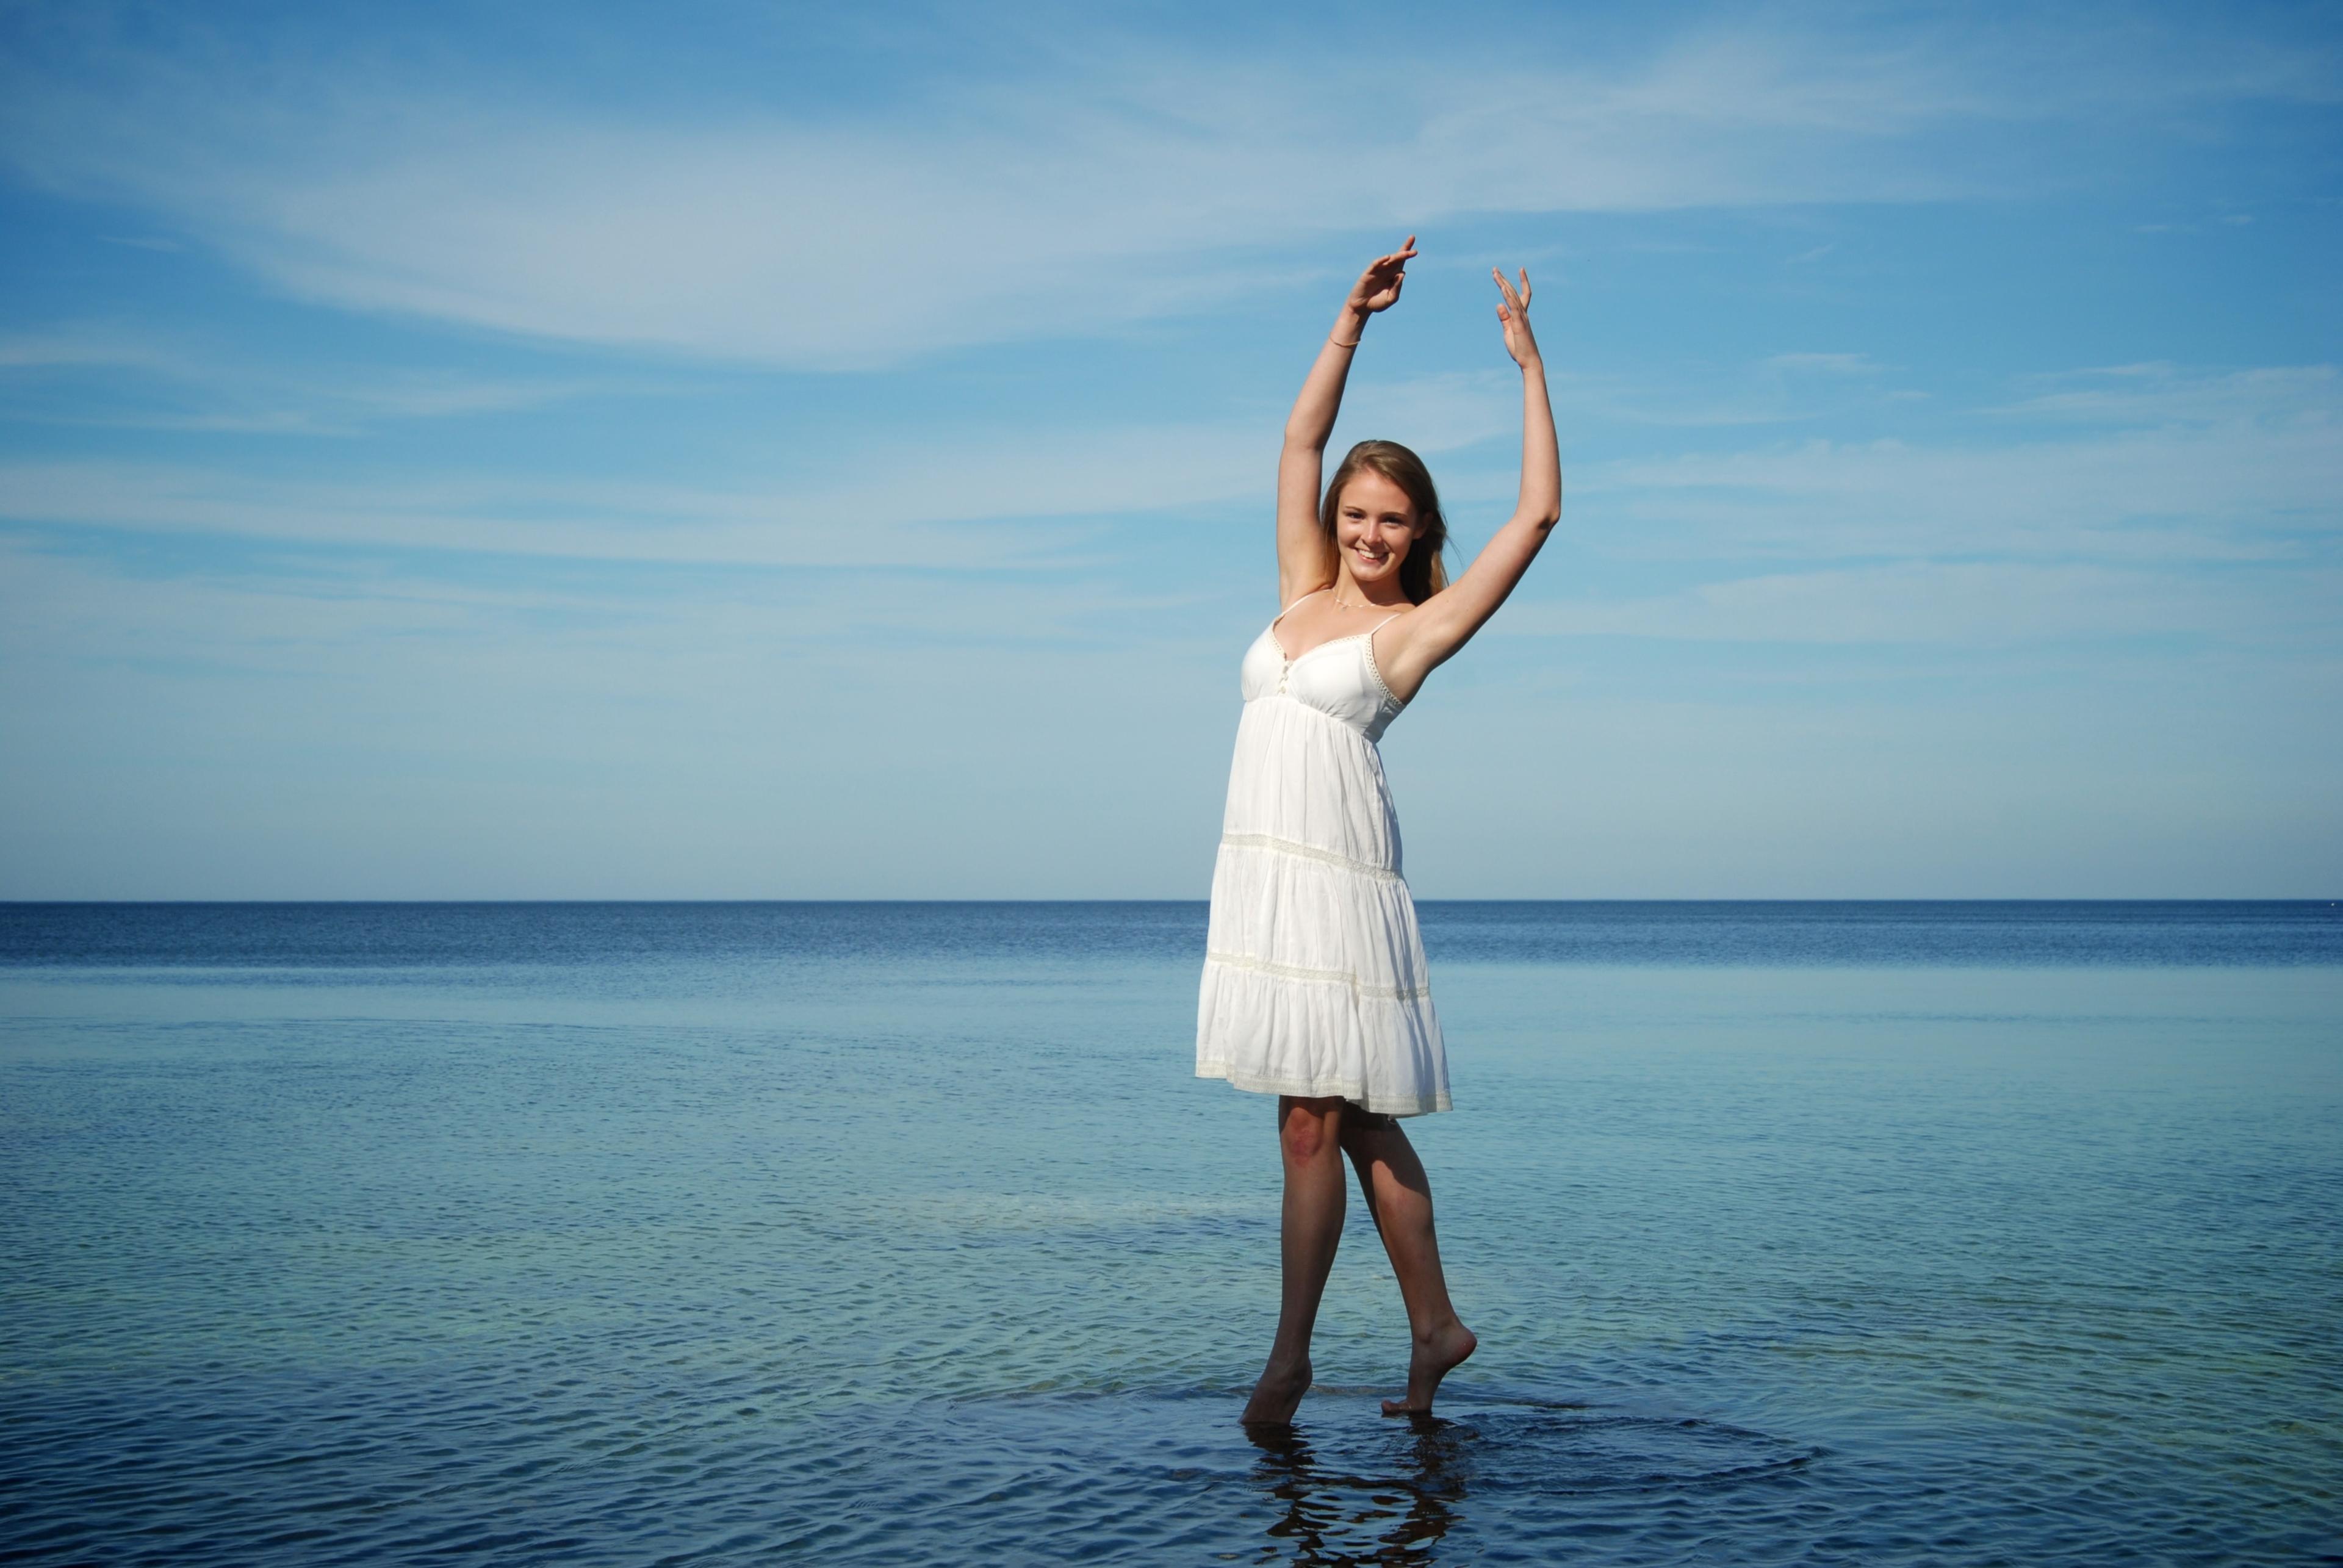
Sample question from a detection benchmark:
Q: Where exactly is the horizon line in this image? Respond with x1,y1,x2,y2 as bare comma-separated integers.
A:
4,897,2338,908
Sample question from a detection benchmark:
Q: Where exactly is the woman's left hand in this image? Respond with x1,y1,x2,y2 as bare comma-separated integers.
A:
1493,267,1540,367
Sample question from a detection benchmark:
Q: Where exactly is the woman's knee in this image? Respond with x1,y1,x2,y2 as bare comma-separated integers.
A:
1278,1096,1345,1165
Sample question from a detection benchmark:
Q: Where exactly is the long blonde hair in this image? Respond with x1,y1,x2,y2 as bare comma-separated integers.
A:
1320,440,1450,603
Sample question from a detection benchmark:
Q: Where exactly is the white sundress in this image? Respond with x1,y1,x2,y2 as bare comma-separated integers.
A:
1194,589,1450,1117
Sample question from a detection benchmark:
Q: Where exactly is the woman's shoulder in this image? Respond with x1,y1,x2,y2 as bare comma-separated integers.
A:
1278,578,1337,613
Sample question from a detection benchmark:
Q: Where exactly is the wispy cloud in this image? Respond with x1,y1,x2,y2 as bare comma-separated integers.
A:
0,359,1530,564
1985,362,2338,426
1765,352,1879,375
5,9,2322,367
0,529,1119,675
0,459,1020,569
4,4,2338,896
0,324,187,372
1586,362,2342,563
1534,360,2343,647
0,323,646,434
7,356,2331,672
1521,558,2339,646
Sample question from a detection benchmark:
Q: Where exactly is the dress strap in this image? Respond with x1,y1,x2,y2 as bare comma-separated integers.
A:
1364,610,1409,708
1276,585,1332,619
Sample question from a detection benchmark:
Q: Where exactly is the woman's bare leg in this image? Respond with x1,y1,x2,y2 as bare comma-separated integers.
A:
1341,1118,1477,1415
1241,1095,1348,1426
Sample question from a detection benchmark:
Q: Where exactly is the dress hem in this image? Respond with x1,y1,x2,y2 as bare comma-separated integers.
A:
1196,1062,1451,1118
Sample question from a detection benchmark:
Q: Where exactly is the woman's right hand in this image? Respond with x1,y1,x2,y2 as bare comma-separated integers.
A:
1345,236,1419,317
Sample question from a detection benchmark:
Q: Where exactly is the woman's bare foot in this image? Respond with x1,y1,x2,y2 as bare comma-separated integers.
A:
1241,1354,1313,1426
1381,1320,1476,1416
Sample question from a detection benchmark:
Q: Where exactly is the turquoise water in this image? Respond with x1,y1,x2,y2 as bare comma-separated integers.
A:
3,903,2338,1564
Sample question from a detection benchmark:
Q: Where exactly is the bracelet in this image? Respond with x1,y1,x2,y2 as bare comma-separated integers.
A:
1330,334,1361,348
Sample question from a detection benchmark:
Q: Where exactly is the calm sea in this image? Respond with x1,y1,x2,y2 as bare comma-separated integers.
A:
3,902,2338,1566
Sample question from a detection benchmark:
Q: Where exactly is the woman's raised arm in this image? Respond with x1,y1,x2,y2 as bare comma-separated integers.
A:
1276,237,1417,607
1378,266,1561,699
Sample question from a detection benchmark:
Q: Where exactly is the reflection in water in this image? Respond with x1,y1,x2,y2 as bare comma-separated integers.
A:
1237,1397,1827,1565
1247,1415,1469,1566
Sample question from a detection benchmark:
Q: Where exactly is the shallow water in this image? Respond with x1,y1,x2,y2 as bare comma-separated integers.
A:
3,903,2338,1564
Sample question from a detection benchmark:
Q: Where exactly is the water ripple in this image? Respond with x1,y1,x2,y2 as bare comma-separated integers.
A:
4,910,2338,1565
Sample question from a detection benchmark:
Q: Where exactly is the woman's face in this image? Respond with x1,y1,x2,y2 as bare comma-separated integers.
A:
1334,470,1419,589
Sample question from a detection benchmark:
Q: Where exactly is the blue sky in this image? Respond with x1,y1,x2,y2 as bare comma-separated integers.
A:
1,0,2337,898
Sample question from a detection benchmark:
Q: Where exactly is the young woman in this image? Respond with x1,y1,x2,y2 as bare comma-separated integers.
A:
1195,237,1561,1426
